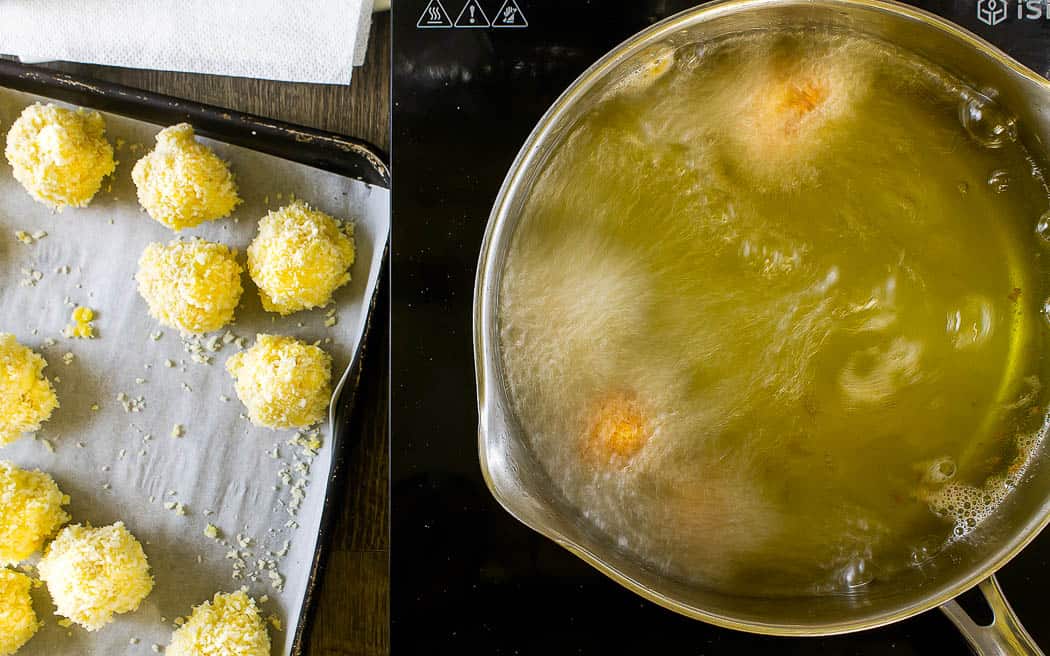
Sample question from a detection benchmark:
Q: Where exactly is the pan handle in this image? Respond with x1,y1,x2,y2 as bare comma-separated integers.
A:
940,575,1043,656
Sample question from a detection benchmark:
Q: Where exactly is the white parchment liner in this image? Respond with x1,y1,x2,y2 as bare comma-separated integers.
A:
0,89,389,655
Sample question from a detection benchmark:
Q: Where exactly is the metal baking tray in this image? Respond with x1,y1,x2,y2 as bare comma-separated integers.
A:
0,58,389,656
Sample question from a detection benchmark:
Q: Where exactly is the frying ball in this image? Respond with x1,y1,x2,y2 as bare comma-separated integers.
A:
132,123,240,231
226,334,332,430
582,391,652,466
247,201,355,315
4,103,115,210
0,461,70,565
136,239,244,334
0,334,59,447
38,522,153,631
0,569,38,656
167,590,271,656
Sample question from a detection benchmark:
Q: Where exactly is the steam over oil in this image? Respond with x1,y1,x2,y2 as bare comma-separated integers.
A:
498,30,1050,594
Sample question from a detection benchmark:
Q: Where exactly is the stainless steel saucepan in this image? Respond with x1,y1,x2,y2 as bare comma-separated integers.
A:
474,1,1050,652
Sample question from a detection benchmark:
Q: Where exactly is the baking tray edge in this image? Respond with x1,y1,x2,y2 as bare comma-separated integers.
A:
0,59,391,655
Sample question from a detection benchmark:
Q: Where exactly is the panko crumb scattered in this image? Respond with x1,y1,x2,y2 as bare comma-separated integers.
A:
247,201,355,315
136,239,244,334
0,334,59,447
4,103,116,210
0,568,39,656
0,461,70,564
131,123,240,231
63,306,96,339
226,334,332,429
167,590,271,656
38,522,154,631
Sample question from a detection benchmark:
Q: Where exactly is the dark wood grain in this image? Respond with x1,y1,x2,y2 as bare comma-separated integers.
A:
35,14,391,656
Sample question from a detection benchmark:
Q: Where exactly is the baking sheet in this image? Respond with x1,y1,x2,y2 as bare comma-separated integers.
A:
0,89,389,655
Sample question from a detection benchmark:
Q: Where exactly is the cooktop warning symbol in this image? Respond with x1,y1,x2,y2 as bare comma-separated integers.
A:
454,0,490,28
492,0,528,27
417,0,453,28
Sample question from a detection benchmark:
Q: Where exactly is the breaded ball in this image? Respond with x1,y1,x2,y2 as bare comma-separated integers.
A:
0,569,38,656
582,391,651,466
136,239,244,334
4,103,115,210
0,334,59,447
38,522,153,631
168,590,271,656
226,334,332,429
751,74,832,140
731,47,873,189
0,462,70,565
131,123,240,231
247,201,355,315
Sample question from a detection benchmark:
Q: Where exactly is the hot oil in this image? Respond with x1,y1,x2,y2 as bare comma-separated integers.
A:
497,30,1050,595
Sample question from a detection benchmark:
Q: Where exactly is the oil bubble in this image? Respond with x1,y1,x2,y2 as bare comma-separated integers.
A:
957,182,969,195
924,457,957,484
908,538,942,566
960,94,1017,149
988,170,1010,194
674,42,707,73
1043,298,1050,327
946,295,994,350
840,558,873,590
619,45,676,92
1036,211,1050,243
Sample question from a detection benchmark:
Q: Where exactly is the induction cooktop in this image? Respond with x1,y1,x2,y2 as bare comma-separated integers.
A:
391,2,1050,653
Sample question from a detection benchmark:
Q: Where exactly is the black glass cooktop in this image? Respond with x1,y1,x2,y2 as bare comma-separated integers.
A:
391,1,1050,653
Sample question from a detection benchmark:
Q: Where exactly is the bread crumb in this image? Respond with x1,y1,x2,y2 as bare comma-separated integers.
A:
16,230,48,245
226,335,332,430
136,239,244,335
167,590,270,656
132,124,240,231
0,462,70,565
63,306,95,339
4,103,116,210
37,522,153,631
246,201,355,315
0,334,59,447
0,569,39,655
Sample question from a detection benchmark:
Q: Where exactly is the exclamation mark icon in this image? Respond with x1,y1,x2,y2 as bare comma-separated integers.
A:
454,0,490,27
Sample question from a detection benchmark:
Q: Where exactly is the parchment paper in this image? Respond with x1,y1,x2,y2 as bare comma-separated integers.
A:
0,89,389,655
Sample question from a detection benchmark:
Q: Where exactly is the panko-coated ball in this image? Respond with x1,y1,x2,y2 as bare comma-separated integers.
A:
136,239,244,334
4,103,115,210
0,334,59,447
0,462,70,565
132,123,240,231
582,391,652,467
0,569,38,656
167,590,271,656
246,201,355,315
38,522,153,631
226,334,332,429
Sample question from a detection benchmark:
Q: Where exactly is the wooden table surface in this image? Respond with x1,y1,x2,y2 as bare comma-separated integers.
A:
38,14,392,656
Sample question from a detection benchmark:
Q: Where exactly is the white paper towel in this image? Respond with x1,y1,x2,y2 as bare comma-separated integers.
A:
0,0,375,84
